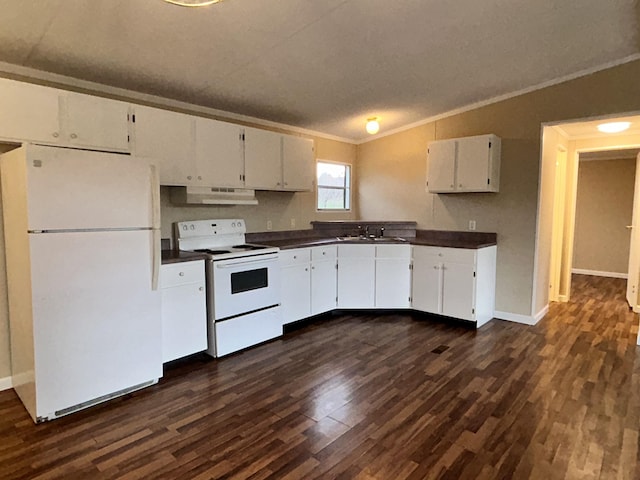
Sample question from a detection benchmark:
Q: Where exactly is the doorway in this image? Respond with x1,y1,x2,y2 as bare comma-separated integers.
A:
535,115,640,323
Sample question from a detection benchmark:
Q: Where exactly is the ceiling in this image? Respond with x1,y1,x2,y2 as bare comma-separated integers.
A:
0,0,638,142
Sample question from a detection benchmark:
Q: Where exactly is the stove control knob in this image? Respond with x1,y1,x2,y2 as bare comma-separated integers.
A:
231,222,236,227
190,224,195,230
237,221,243,227
182,225,187,231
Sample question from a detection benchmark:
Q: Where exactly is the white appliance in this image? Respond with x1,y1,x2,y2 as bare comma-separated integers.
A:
176,219,282,357
1,144,162,423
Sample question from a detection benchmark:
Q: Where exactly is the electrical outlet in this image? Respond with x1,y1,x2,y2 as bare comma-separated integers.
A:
468,220,476,231
290,218,296,228
267,220,273,231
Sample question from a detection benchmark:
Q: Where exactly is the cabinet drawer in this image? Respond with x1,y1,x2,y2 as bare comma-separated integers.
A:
311,245,337,261
413,246,476,265
279,248,311,266
440,247,476,264
160,260,205,288
338,244,376,257
376,244,411,259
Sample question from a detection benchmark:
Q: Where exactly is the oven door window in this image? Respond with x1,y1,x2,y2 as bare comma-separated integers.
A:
231,268,268,294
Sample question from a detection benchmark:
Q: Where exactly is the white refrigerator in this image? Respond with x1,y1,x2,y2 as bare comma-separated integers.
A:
1,144,162,422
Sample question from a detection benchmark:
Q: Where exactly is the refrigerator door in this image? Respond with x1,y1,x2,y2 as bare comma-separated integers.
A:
29,230,161,418
24,144,154,231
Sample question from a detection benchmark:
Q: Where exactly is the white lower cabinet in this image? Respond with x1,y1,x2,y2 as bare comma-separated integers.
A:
160,260,207,362
375,244,412,308
337,244,376,308
280,246,337,325
311,246,338,315
411,245,496,325
280,248,312,324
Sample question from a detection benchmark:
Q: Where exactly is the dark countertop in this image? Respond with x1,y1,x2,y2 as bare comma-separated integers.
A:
161,250,210,265
259,235,496,250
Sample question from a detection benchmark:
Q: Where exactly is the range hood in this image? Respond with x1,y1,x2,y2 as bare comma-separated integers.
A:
170,186,259,205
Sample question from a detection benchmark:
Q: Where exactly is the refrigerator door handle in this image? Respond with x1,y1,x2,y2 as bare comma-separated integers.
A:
150,165,161,291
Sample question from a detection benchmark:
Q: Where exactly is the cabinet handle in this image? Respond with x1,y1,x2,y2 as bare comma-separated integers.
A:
284,182,288,186
450,184,454,188
70,133,78,139
179,272,184,276
198,176,202,180
305,267,308,271
322,252,326,255
199,286,204,291
277,182,281,186
459,184,462,187
187,176,192,180
52,132,59,138
312,266,315,270
433,265,438,269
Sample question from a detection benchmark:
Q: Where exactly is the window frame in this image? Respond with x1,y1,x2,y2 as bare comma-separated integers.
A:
316,159,352,212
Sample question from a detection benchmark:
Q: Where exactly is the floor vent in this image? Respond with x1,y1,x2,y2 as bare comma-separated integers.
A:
431,345,450,354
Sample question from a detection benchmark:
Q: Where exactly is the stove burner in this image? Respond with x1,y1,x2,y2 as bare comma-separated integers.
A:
232,244,266,250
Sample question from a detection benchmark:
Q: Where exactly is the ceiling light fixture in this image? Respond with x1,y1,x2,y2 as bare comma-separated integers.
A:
597,121,631,133
163,0,221,6
366,117,380,135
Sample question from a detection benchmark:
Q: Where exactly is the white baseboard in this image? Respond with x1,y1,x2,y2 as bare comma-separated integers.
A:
572,268,628,279
0,376,12,392
494,310,538,325
534,305,549,323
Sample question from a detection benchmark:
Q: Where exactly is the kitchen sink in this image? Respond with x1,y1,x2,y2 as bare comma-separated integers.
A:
335,236,408,243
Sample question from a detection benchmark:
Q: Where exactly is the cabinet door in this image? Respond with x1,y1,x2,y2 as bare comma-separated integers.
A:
63,93,130,152
281,263,311,324
337,245,376,308
311,259,337,315
244,127,282,190
0,78,60,144
427,139,456,192
456,136,491,191
282,135,314,191
161,282,207,363
133,105,196,185
195,117,244,187
442,262,476,321
375,258,411,308
411,247,442,314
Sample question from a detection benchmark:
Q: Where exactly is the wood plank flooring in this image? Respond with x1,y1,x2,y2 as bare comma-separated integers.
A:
1,274,639,479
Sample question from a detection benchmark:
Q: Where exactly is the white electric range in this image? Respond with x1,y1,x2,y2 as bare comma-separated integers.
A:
176,219,282,357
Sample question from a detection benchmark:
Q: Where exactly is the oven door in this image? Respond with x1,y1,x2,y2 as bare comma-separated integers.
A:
211,253,281,320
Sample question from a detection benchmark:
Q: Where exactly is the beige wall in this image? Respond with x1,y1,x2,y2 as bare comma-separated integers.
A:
573,158,636,274
357,59,640,317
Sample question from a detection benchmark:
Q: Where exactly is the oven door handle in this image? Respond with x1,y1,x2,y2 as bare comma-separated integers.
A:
216,257,278,269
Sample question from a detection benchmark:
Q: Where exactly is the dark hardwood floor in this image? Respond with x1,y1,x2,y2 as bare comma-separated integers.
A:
1,274,639,479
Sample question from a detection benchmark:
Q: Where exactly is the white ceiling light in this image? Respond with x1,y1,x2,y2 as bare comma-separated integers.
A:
164,0,221,6
597,121,631,133
366,117,380,135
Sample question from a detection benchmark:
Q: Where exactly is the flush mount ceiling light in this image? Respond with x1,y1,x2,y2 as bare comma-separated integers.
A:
164,0,221,6
597,121,631,133
366,117,380,135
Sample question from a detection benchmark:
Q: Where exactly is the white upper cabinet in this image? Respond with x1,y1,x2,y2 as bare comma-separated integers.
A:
0,78,130,153
245,127,315,192
62,92,130,152
0,78,60,144
282,135,314,191
133,105,196,185
195,117,244,188
427,134,500,193
244,127,282,190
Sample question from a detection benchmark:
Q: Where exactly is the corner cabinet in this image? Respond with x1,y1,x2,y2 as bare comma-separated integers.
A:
426,134,500,193
280,245,337,325
160,260,208,363
411,245,496,326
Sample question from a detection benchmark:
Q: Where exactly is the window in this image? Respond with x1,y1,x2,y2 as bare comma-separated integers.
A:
317,161,351,210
